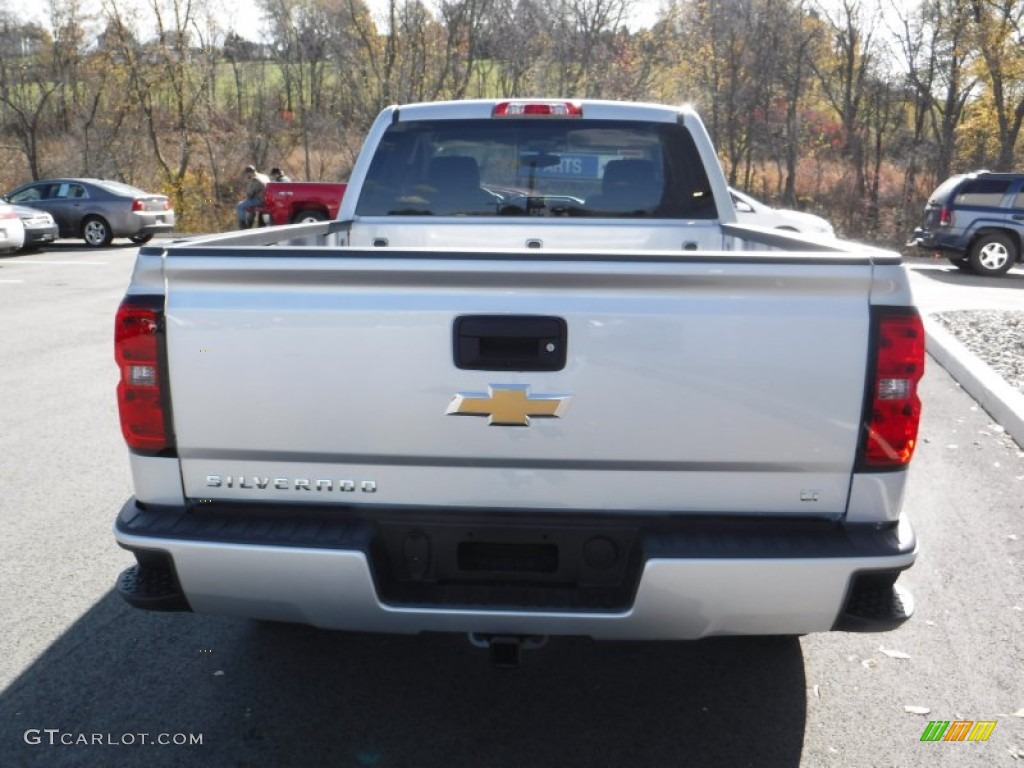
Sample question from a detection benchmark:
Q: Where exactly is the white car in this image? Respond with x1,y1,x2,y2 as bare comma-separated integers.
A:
730,188,835,236
0,202,26,253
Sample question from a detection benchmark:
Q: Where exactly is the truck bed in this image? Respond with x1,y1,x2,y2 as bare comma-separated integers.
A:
131,224,902,520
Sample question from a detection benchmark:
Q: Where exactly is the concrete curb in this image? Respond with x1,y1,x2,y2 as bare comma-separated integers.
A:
923,316,1024,449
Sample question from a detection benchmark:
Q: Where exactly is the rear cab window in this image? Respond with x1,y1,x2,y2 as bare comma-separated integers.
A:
355,118,717,219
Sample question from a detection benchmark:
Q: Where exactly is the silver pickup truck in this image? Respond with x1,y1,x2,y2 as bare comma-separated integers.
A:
114,99,924,656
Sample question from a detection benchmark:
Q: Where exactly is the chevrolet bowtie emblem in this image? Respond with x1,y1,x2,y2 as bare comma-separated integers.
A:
446,384,572,426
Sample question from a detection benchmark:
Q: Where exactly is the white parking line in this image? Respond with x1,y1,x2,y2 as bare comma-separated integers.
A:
0,279,25,283
7,260,108,266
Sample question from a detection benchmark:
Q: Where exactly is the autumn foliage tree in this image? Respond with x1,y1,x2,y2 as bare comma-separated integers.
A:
0,0,1021,241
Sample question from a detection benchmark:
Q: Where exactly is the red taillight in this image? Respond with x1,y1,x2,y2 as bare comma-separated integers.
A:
862,310,925,468
0,210,17,220
131,199,143,212
939,207,953,227
115,296,171,452
492,101,582,118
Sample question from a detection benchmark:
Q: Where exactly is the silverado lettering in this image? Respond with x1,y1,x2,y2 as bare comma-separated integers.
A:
206,476,376,492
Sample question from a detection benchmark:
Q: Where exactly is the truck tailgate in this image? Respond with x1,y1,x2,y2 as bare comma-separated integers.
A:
162,250,873,517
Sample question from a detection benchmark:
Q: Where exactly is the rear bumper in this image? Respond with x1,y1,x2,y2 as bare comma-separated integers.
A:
24,226,58,245
139,222,174,235
907,228,966,256
134,212,175,234
114,498,917,639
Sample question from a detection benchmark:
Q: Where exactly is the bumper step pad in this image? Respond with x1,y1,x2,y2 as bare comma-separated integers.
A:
833,578,913,632
116,564,191,612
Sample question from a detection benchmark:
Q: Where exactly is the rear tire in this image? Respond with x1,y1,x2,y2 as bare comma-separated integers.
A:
968,233,1017,276
82,216,113,247
292,209,327,224
129,233,154,244
947,257,973,272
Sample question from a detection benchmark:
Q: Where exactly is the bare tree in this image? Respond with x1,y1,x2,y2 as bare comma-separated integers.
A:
260,0,332,179
0,15,57,178
892,0,977,220
970,0,1024,170
810,0,878,203
434,0,493,99
477,0,549,97
544,0,633,96
778,2,822,205
101,0,217,217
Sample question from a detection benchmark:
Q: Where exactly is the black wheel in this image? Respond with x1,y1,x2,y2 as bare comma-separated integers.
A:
129,233,154,244
968,232,1017,276
292,209,327,224
82,216,113,247
947,257,973,272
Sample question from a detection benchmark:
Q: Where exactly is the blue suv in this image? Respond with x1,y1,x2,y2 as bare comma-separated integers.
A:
908,171,1024,276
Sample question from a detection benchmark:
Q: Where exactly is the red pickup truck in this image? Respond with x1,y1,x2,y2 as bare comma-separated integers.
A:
261,181,346,225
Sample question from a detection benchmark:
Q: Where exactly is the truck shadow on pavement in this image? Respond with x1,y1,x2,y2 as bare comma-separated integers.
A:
1,592,807,767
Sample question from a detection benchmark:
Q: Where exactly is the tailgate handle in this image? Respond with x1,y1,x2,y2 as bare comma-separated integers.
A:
454,315,567,371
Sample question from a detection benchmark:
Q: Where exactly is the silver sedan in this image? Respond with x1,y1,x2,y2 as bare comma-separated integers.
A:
9,204,58,250
4,178,175,247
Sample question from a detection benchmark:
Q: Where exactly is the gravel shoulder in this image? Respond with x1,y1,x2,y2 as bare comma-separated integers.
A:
931,310,1024,397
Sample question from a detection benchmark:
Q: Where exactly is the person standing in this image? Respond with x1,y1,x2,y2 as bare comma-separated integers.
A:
237,164,270,228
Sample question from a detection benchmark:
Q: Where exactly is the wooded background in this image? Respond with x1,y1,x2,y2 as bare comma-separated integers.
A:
1,0,1021,246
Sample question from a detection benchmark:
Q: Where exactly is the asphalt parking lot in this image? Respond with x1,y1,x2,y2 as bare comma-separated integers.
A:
0,244,1021,767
